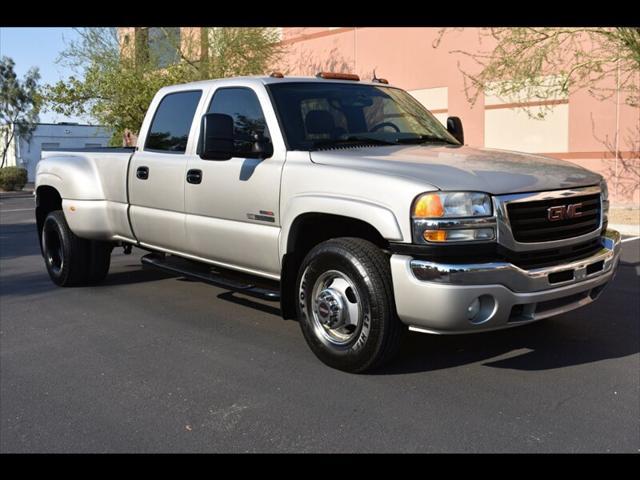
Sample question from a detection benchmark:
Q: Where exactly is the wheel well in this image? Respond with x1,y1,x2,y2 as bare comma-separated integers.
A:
35,186,62,252
280,213,389,319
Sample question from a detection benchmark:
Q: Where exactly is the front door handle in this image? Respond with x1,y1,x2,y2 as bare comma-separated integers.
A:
186,169,202,184
136,166,149,180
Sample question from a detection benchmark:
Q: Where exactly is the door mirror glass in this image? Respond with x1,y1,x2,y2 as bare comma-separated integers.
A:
198,113,235,160
446,116,464,144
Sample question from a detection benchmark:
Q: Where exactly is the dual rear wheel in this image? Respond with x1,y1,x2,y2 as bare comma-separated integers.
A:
41,210,112,287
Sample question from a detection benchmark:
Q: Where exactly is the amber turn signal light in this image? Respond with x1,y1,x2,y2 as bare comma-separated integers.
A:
413,193,444,218
423,230,448,242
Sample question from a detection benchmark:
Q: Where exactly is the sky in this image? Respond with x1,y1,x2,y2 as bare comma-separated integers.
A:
0,27,89,124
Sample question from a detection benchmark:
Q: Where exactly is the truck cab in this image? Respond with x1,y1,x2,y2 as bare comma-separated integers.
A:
35,73,622,372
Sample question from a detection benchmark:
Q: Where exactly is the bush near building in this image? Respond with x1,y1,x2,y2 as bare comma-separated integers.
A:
0,166,28,191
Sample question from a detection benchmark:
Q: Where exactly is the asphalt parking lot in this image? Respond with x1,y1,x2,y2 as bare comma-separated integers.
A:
1,195,638,453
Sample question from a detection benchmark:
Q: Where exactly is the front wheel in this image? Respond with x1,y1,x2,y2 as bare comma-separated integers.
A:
296,238,405,373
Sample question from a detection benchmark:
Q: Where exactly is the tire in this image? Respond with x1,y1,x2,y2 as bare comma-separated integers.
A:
41,210,112,286
87,240,113,284
296,237,405,373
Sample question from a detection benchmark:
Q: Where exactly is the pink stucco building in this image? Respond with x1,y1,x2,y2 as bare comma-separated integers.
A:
277,27,639,206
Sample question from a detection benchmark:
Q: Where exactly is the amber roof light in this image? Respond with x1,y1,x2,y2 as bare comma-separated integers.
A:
316,72,360,81
270,71,284,78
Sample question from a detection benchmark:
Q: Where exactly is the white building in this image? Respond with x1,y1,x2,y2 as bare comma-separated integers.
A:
3,123,112,181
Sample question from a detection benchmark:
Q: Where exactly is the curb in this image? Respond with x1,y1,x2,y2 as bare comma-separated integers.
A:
0,191,34,199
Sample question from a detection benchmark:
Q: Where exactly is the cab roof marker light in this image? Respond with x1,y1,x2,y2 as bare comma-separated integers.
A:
316,72,360,81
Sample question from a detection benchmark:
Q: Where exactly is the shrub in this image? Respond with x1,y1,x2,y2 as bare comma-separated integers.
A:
0,166,28,191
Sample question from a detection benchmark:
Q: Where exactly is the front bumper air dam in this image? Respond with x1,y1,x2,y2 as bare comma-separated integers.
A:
390,230,621,334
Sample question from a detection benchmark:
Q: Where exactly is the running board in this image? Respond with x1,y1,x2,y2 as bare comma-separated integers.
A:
141,253,280,302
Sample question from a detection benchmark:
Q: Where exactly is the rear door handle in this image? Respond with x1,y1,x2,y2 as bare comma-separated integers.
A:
136,166,149,180
186,169,202,184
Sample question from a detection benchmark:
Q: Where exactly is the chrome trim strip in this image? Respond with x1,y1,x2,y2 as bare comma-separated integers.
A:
413,217,496,230
410,229,620,293
494,185,602,252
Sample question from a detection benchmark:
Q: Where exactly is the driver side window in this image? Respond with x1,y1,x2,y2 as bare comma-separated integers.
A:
208,87,269,156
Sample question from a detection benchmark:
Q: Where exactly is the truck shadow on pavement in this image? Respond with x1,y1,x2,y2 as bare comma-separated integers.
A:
375,264,639,375
99,259,639,375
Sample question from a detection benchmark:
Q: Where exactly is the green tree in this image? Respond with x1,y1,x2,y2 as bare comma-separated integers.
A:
1,57,41,168
45,27,285,144
435,28,640,116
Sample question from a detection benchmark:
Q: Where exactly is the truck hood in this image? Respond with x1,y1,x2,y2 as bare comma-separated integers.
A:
310,145,601,194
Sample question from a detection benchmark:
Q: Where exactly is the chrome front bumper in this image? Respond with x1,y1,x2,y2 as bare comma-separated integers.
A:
390,230,621,334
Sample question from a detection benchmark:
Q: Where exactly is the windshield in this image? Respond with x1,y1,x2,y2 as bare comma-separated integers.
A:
267,82,460,151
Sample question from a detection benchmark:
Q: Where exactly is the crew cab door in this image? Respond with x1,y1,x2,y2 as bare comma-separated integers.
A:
184,85,285,278
128,89,203,252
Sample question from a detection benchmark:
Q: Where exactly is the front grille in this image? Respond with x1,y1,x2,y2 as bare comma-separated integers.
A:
500,237,603,269
507,193,601,242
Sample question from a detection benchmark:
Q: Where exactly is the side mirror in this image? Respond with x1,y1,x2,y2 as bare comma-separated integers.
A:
198,113,234,160
446,116,464,145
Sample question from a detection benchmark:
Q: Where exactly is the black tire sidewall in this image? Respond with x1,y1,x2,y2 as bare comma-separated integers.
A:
42,212,70,285
42,211,88,286
296,241,391,372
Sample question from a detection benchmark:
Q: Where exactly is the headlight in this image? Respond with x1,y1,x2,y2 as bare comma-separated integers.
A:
412,192,495,244
413,192,492,218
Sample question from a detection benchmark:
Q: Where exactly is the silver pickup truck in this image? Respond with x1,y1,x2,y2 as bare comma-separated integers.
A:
35,73,621,372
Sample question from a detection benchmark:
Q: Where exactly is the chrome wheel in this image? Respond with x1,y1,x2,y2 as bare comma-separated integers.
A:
309,270,364,346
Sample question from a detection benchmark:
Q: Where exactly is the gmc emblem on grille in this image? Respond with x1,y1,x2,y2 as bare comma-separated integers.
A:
547,203,584,222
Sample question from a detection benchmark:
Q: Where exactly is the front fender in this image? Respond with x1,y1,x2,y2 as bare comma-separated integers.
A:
279,193,404,258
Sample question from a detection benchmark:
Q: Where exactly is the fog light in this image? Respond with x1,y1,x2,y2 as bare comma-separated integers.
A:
466,295,497,325
467,297,481,320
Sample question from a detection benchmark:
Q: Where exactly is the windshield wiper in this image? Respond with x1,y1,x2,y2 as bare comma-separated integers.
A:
395,134,458,145
311,136,397,150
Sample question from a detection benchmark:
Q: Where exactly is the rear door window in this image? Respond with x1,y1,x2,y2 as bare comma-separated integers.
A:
145,90,202,153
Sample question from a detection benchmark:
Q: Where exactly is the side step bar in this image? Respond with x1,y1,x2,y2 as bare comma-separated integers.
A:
141,253,280,302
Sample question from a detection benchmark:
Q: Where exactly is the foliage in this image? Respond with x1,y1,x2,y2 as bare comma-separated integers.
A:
434,28,640,117
45,27,285,144
1,57,41,167
0,166,28,191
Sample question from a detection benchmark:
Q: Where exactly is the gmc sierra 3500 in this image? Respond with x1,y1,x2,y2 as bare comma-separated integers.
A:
35,73,621,372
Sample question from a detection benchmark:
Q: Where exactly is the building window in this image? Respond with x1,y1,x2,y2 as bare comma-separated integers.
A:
135,27,181,68
483,77,569,153
41,143,60,150
149,27,181,68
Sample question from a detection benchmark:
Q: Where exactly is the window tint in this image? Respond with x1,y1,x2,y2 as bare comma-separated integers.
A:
208,88,269,156
145,90,202,153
